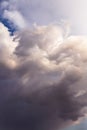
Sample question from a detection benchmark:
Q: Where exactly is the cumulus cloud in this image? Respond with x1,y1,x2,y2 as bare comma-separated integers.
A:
0,22,87,130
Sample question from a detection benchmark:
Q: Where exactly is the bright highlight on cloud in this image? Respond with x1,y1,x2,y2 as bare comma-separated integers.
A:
0,22,87,130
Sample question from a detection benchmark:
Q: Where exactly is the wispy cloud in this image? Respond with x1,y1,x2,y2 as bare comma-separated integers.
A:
0,0,27,29
1,0,87,34
3,10,27,29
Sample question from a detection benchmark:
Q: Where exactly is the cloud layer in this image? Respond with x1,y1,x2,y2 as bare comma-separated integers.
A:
0,23,87,130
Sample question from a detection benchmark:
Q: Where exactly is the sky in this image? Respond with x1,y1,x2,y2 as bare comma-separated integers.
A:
0,0,87,130
1,0,87,34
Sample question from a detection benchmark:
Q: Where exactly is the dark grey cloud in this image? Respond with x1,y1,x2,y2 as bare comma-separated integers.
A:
0,23,87,130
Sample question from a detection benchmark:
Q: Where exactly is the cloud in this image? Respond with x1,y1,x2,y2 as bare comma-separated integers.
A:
0,0,27,29
1,0,87,34
3,10,28,29
0,22,87,130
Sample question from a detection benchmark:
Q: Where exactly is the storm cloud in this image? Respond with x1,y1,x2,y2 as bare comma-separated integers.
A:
0,23,87,130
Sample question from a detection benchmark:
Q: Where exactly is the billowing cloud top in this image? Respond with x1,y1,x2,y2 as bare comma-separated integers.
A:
0,22,87,130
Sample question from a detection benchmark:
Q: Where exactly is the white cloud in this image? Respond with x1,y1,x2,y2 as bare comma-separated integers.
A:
0,22,17,67
3,10,28,29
